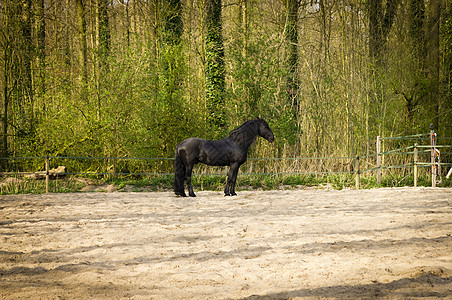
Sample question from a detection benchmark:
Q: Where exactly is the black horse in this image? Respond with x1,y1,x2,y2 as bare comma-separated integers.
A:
174,118,274,197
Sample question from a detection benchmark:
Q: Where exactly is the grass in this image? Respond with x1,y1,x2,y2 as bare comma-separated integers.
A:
0,176,86,195
1,173,450,195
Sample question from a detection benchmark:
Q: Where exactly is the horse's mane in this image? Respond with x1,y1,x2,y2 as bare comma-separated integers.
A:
228,119,261,149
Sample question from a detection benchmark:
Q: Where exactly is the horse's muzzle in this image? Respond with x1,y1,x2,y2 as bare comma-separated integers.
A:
268,135,275,143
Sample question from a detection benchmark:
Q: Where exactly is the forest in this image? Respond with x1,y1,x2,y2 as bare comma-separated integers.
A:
0,0,451,175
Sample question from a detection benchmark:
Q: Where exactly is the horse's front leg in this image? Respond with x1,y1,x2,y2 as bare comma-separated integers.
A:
225,163,240,196
185,164,196,197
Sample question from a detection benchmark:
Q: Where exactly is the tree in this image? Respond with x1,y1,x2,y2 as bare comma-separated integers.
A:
0,1,13,161
367,0,399,138
20,0,35,145
76,0,88,85
205,0,226,134
397,0,426,130
409,0,425,62
163,0,183,45
285,0,300,111
36,0,46,102
240,0,248,59
0,0,36,159
157,0,186,154
426,0,441,129
368,0,399,63
96,0,111,120
97,0,110,65
442,0,452,137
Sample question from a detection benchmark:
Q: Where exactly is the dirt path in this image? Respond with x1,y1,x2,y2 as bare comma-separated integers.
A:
1,188,451,299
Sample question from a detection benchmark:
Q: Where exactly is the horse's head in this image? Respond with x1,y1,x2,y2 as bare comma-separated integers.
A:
257,118,275,143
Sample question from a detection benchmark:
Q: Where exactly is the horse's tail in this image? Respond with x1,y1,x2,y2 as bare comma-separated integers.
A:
174,150,186,196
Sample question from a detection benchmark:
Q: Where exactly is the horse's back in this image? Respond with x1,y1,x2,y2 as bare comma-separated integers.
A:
176,137,203,151
176,138,203,159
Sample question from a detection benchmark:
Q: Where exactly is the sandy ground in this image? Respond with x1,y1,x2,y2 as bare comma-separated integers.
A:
0,187,451,299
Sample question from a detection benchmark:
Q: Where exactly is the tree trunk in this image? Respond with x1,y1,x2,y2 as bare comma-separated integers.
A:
2,17,9,163
368,0,399,63
409,0,425,63
1,2,12,162
163,0,182,45
21,0,34,136
367,0,399,138
241,0,248,59
97,0,110,68
205,0,226,133
286,0,299,110
426,0,441,130
36,0,46,104
76,0,88,85
403,0,425,131
96,0,110,121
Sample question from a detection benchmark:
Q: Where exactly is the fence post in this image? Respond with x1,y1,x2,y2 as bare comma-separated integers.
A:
430,126,436,188
45,155,50,193
355,156,360,189
376,136,381,185
414,143,418,187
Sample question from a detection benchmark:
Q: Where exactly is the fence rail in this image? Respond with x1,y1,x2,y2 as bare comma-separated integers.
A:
1,132,451,193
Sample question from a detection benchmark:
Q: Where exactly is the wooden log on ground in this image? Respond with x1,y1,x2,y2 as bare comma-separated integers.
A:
24,166,66,180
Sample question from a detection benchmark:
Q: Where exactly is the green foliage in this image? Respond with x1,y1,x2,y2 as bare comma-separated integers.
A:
226,12,299,148
1,0,451,181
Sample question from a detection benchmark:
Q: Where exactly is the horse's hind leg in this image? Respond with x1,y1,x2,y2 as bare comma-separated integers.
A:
174,153,187,197
185,164,196,197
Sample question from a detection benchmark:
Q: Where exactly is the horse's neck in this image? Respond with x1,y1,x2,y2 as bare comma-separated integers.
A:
229,129,257,150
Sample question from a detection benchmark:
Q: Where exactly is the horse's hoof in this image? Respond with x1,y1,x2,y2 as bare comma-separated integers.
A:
175,192,187,197
189,193,196,197
231,192,237,196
